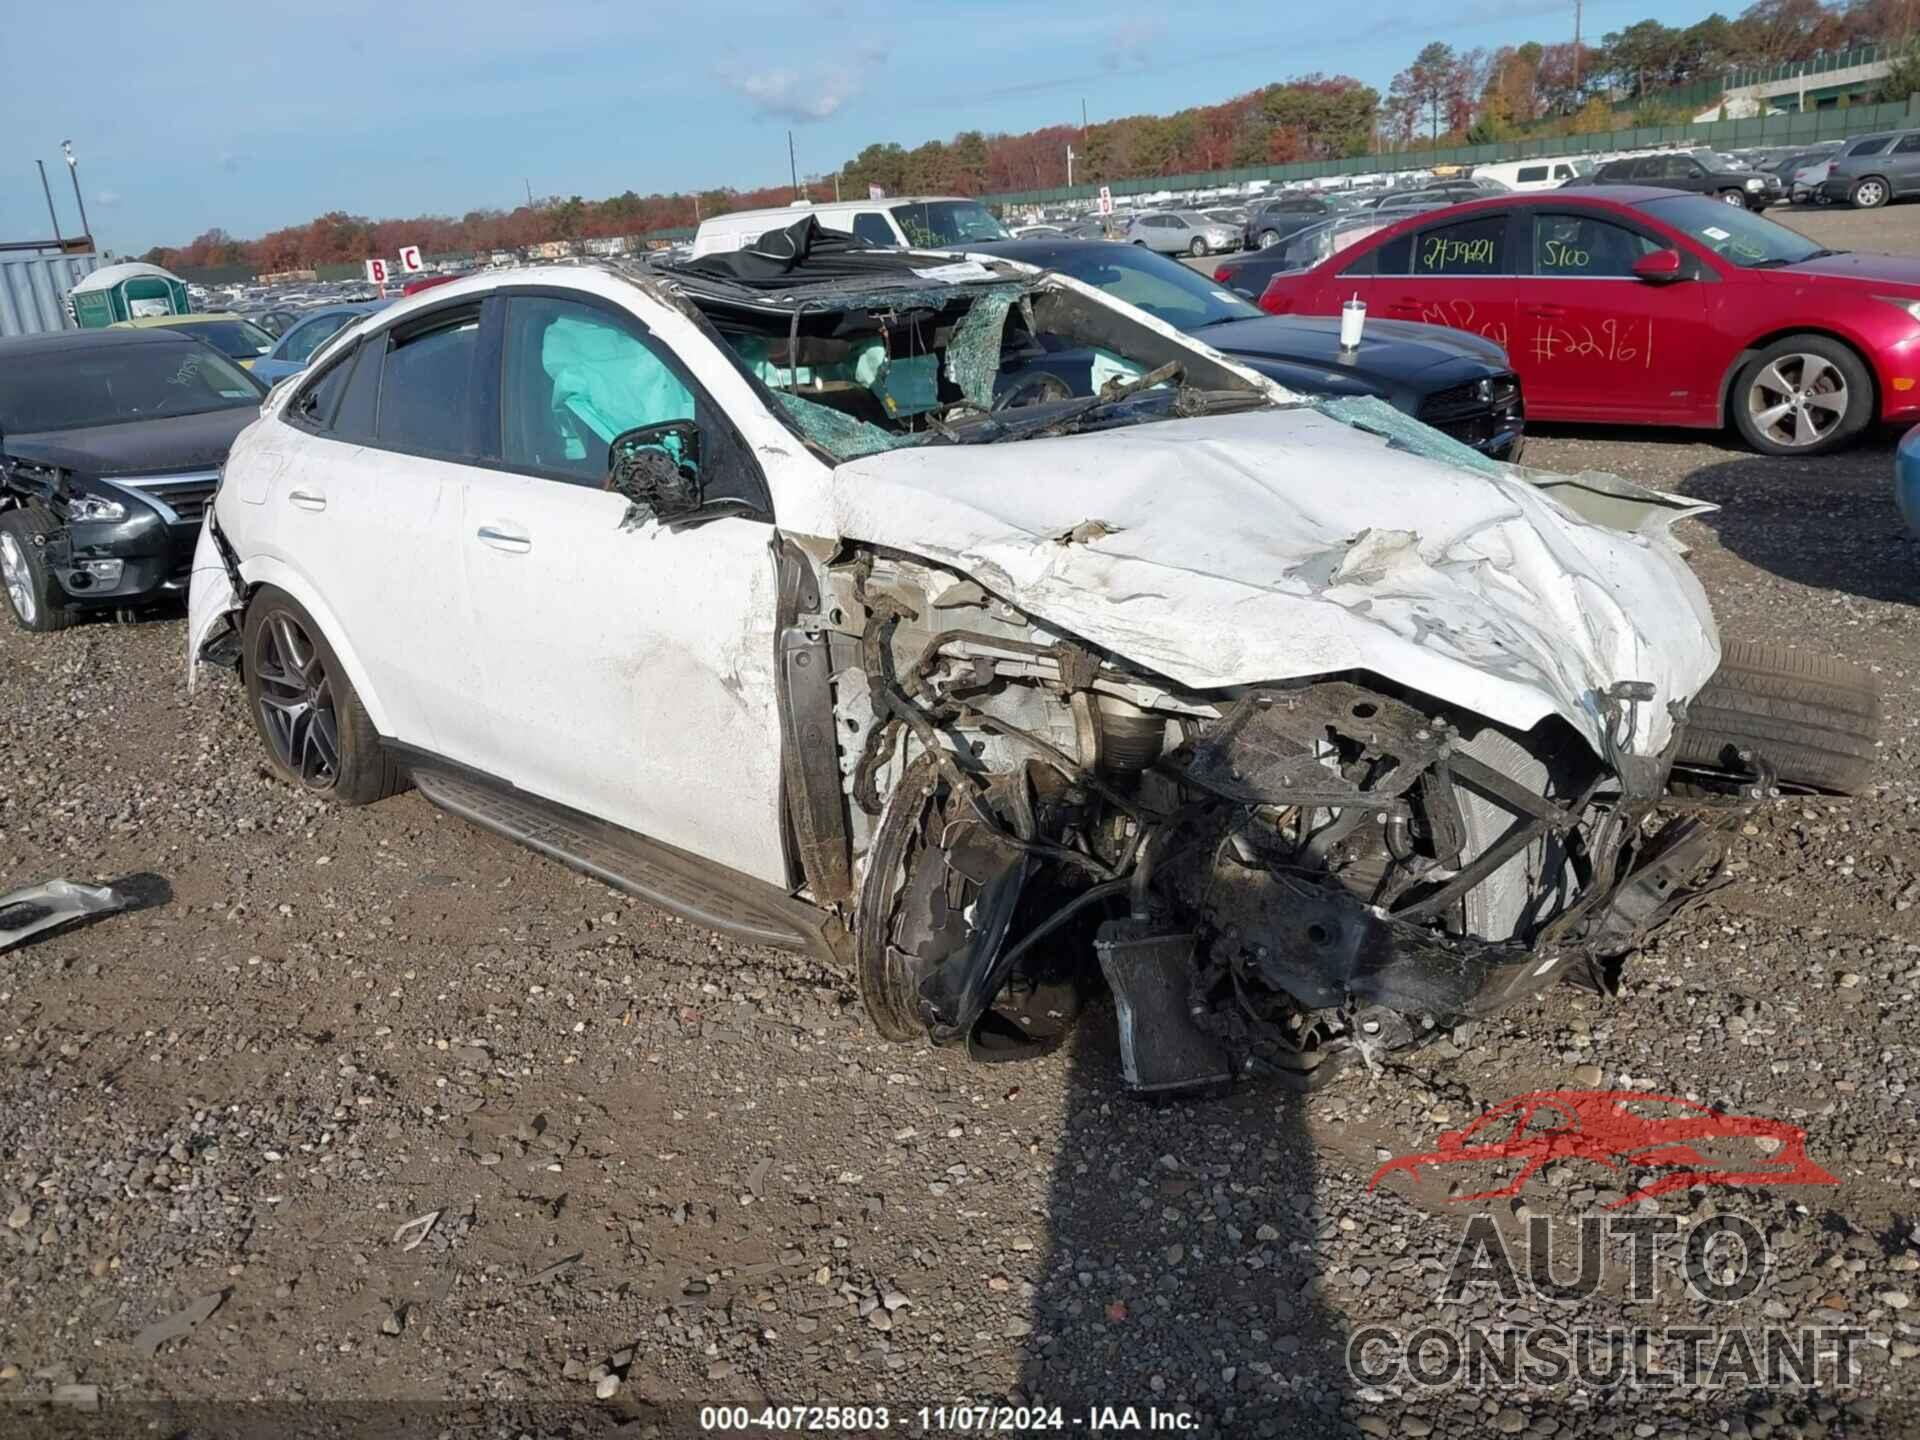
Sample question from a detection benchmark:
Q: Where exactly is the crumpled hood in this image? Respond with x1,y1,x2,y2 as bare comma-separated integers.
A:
830,407,1719,758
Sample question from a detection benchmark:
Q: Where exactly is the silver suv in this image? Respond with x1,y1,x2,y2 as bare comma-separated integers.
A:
1819,129,1920,209
1123,210,1240,257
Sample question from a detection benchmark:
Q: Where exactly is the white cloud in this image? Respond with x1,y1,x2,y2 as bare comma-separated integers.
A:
96,189,121,207
718,59,865,123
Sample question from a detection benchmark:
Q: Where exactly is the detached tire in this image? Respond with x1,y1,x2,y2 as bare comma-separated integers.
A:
1676,638,1879,795
242,586,403,805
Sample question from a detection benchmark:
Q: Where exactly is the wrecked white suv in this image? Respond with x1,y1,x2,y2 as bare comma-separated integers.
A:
187,221,1876,1095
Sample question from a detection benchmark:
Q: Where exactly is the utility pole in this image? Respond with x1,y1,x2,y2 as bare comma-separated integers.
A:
1572,0,1584,103
788,130,800,199
61,141,91,242
1080,97,1088,135
1066,144,1076,187
37,161,62,244
524,178,534,207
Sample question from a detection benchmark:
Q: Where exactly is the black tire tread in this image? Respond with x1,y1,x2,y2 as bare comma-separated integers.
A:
1677,639,1879,794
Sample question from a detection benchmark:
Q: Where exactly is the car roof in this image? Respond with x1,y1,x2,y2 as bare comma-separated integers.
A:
0,326,202,358
1303,187,1687,256
112,312,254,328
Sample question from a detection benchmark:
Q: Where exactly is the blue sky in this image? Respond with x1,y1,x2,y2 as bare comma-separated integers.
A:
0,0,1732,254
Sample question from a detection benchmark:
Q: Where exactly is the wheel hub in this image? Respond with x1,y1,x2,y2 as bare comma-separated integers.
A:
253,611,340,789
1747,352,1847,449
0,532,36,625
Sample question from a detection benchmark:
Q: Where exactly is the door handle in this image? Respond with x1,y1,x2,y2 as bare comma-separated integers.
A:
287,489,327,511
476,525,532,554
1524,304,1567,317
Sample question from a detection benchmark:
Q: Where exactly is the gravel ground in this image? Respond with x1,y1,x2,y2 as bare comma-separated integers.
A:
3,203,1920,1438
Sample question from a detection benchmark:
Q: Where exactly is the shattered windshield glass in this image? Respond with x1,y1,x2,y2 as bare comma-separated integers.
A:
686,268,1277,463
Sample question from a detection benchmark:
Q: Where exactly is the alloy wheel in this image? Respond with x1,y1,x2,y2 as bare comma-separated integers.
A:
1854,179,1888,208
1746,353,1849,450
1722,190,1747,206
0,532,36,626
252,609,341,789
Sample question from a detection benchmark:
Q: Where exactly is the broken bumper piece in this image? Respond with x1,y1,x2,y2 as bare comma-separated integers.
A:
0,874,170,952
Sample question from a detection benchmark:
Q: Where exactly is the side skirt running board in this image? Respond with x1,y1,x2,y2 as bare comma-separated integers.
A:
400,753,846,968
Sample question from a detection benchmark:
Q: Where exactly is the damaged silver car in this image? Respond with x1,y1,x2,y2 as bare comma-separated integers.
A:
187,218,1878,1096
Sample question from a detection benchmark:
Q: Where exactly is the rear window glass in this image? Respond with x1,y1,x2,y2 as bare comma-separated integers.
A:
1848,137,1892,156
376,313,479,455
1413,215,1507,275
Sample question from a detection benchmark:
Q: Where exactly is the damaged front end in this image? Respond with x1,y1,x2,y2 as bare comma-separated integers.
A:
819,550,1751,1098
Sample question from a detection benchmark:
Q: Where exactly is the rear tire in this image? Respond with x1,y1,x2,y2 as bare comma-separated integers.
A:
0,508,72,634
242,586,404,805
1260,229,1282,248
1676,638,1879,795
1851,176,1890,209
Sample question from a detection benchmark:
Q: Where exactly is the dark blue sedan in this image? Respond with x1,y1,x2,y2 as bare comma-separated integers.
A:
971,238,1524,459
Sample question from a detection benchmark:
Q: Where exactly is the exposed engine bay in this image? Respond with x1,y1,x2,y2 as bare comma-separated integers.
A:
777,543,1758,1098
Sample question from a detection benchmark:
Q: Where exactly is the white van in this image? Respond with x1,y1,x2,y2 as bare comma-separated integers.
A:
691,196,1011,258
1472,157,1594,192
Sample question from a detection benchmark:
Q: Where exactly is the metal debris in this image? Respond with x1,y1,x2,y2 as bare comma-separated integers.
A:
393,1210,441,1252
527,1251,584,1285
1,879,132,953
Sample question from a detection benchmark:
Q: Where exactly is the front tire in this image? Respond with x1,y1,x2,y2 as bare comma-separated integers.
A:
242,586,402,805
1851,177,1890,209
1188,237,1208,257
1719,189,1748,207
1730,336,1872,456
0,508,72,634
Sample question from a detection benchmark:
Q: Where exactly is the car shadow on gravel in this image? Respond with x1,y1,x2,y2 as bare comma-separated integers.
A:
1019,1004,1352,1432
1678,438,1919,607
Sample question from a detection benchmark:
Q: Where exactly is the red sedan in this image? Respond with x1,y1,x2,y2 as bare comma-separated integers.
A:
1256,186,1920,455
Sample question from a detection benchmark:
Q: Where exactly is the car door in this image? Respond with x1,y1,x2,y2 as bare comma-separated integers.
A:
456,290,790,886
1665,155,1713,196
1889,132,1920,197
1367,209,1518,353
1507,207,1712,422
249,309,493,759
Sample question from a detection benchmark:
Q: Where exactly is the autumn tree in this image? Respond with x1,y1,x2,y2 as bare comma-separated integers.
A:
1388,42,1459,144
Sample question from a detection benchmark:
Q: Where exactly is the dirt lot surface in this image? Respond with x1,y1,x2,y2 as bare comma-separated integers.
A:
3,202,1919,1439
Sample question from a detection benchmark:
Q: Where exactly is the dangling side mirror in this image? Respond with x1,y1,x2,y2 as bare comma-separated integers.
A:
607,421,704,526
